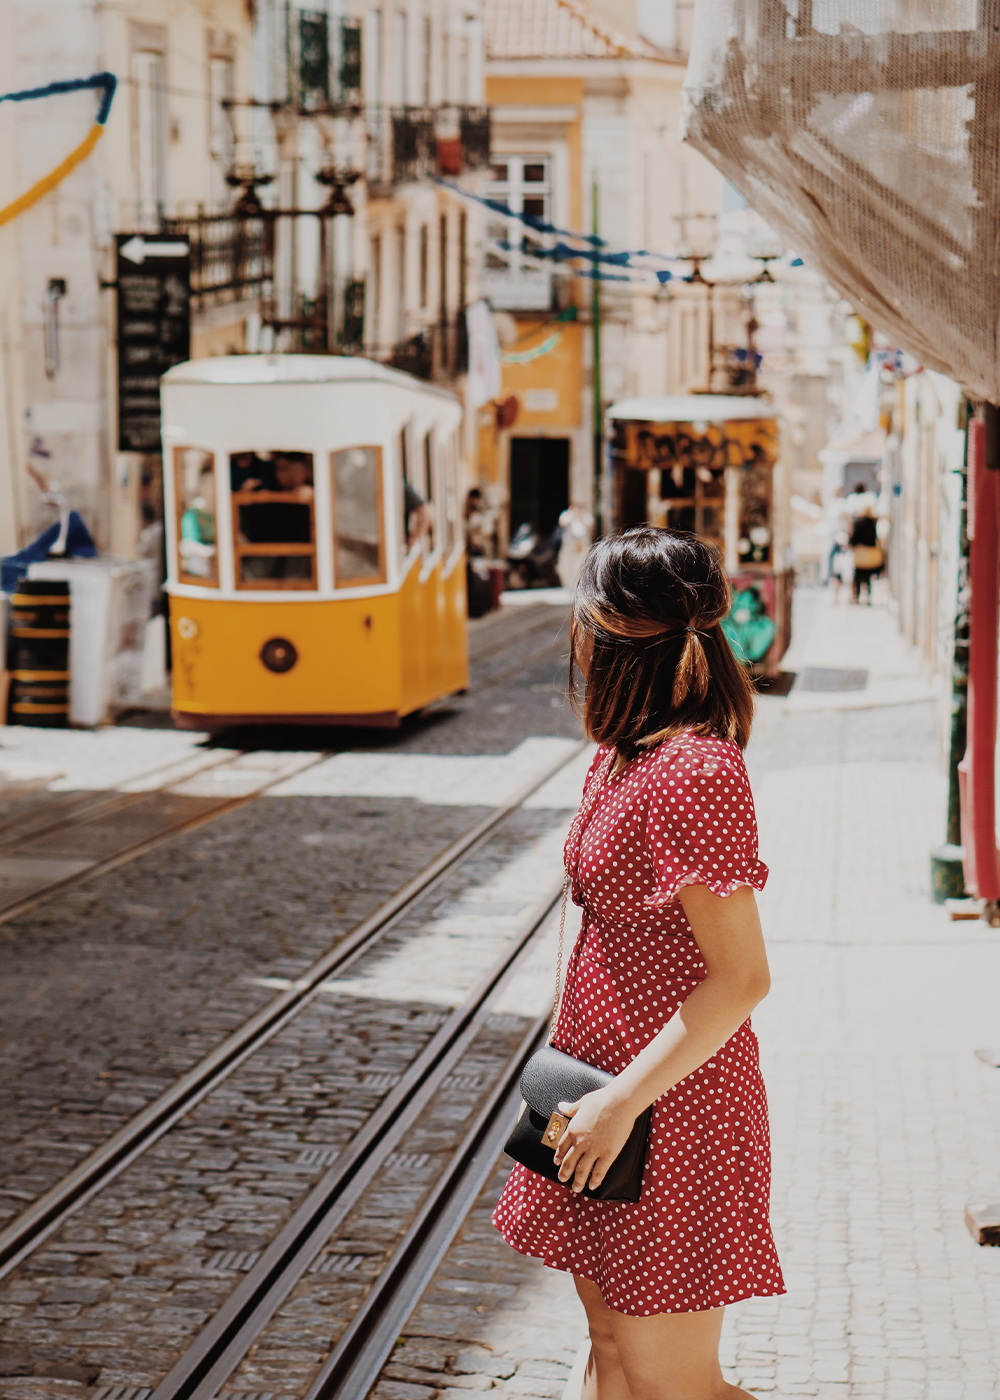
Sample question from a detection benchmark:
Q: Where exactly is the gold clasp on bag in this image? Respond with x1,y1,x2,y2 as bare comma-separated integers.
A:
543,1110,570,1149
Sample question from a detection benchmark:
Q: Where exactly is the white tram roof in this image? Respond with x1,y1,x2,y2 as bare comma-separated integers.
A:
607,395,775,423
162,353,460,403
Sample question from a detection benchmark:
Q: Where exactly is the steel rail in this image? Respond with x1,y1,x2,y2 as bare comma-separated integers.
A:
0,748,308,927
308,1015,546,1400
0,739,585,1281
150,899,557,1400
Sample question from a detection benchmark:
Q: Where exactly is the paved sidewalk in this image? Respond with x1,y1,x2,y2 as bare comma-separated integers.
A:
381,592,1000,1400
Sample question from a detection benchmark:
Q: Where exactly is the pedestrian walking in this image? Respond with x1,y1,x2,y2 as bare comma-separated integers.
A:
849,506,883,604
494,526,784,1400
557,501,595,593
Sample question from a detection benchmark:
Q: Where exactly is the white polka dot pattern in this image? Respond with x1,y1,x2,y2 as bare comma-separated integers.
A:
493,732,785,1316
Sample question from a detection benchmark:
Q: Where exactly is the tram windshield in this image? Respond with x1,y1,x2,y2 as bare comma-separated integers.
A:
174,448,218,586
230,452,316,588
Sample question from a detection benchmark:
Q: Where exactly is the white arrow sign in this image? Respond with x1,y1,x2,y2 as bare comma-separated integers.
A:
119,235,189,265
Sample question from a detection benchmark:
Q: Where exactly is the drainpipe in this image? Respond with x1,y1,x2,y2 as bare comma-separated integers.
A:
959,407,1000,921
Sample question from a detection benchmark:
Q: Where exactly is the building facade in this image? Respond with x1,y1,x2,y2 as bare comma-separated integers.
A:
0,0,488,564
479,0,721,550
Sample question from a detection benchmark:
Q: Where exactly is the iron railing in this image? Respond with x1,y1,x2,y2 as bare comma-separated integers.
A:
386,314,468,382
369,105,491,189
161,212,274,306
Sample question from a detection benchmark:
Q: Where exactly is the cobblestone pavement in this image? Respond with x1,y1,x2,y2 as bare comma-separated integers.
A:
0,605,575,1226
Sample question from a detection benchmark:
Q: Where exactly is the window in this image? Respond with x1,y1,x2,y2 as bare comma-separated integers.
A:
482,156,554,311
133,49,166,229
208,56,234,210
420,15,432,104
369,235,381,348
459,211,467,307
230,452,316,589
299,10,331,103
175,449,218,586
332,446,386,585
396,225,407,341
442,431,460,556
422,430,436,554
394,8,409,104
367,8,383,101
419,224,429,308
439,213,448,322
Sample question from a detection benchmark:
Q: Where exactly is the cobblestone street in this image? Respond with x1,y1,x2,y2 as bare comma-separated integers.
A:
3,592,1000,1399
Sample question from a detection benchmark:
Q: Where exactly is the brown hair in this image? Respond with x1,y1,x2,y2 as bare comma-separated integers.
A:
569,527,754,762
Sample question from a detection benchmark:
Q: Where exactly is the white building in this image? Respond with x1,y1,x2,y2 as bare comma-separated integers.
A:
0,0,488,563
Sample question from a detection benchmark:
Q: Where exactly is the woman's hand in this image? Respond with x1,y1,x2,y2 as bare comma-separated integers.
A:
552,1087,638,1194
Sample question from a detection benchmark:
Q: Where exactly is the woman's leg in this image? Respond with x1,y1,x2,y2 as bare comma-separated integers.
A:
608,1306,749,1400
574,1277,633,1400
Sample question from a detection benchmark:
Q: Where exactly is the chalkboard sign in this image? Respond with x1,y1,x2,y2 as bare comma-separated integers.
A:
116,233,191,452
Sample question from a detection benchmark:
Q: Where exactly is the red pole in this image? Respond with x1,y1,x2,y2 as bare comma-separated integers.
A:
959,415,1000,901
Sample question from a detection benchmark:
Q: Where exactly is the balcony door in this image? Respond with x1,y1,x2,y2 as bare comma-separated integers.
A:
482,156,554,312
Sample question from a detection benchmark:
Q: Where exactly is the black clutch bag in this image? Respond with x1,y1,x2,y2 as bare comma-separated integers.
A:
504,1044,651,1203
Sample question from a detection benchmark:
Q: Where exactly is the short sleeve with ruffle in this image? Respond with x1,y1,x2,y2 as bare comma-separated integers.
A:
643,737,767,906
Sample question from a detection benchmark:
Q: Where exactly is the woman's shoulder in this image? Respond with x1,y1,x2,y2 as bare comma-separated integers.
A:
645,731,748,787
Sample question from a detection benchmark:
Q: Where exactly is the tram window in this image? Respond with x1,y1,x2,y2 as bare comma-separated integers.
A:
422,431,435,553
442,432,460,555
331,445,386,586
230,451,316,589
174,448,218,586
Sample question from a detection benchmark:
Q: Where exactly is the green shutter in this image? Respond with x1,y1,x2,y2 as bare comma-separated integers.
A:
299,11,330,102
339,21,362,94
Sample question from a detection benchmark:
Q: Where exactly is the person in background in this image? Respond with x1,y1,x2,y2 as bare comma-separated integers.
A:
179,462,216,578
404,479,433,549
557,501,595,593
824,486,851,594
850,505,883,604
845,479,877,518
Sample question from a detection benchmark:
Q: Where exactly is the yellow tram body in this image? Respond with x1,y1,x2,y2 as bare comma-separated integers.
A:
160,356,468,727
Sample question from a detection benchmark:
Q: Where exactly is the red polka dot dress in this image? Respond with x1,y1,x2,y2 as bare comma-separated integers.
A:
492,733,785,1316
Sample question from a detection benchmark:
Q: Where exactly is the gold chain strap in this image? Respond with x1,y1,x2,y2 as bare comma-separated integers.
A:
549,750,613,1043
549,871,571,1040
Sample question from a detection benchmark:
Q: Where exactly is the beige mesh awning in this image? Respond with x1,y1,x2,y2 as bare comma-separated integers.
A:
682,2,1000,402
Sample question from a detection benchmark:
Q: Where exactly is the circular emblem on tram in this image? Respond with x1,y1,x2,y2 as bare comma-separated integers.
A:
177,616,199,641
260,637,298,673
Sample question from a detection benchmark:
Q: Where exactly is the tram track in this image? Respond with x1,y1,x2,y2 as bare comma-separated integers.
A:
149,896,555,1400
0,740,583,1286
0,601,571,928
0,747,325,926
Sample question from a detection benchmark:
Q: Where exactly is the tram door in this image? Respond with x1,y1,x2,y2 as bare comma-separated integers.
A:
509,437,569,539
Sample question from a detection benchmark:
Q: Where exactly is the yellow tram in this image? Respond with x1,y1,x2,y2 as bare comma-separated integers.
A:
161,355,468,728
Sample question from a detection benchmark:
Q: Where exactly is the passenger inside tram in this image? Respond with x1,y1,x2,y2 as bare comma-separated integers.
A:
178,455,217,580
231,451,316,585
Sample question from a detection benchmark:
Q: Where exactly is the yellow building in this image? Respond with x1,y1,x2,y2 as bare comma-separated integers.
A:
480,0,721,549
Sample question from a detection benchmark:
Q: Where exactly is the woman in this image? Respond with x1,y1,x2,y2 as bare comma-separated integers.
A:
493,527,784,1399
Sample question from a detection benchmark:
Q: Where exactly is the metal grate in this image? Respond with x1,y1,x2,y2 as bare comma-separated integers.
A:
444,1073,485,1091
797,667,869,693
297,1145,340,1167
205,1250,262,1272
94,1388,153,1400
309,1252,367,1275
385,1151,431,1172
361,1071,401,1090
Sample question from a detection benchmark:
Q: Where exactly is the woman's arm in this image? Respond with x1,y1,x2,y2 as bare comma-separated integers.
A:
553,884,771,1194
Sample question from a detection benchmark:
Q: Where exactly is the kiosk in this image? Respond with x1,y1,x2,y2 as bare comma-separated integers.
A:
607,395,791,674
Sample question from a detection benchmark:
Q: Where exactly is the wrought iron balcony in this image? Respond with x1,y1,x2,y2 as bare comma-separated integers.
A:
368,105,492,189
